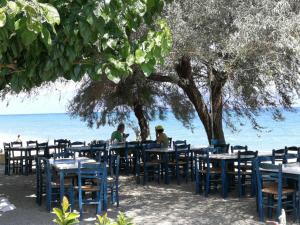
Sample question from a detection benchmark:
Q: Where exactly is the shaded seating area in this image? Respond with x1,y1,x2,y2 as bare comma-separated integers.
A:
4,138,300,223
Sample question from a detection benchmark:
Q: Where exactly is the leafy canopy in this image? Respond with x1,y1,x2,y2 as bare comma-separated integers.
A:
0,0,172,92
160,0,300,131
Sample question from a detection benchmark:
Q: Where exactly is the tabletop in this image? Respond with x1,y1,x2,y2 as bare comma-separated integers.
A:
50,157,95,170
145,148,175,153
109,143,139,150
9,146,38,150
196,152,272,160
282,163,300,175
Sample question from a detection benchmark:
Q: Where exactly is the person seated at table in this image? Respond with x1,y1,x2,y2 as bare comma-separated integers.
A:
155,125,169,148
111,123,129,143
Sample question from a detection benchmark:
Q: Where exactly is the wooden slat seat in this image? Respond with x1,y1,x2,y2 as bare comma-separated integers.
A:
262,185,295,195
199,167,222,174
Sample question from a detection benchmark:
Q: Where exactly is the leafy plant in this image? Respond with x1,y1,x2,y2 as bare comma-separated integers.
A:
96,212,133,225
52,196,80,225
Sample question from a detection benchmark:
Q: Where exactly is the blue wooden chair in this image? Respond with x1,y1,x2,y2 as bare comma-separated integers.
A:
231,145,248,153
108,155,120,206
138,144,161,185
214,143,230,154
77,162,107,220
169,142,190,184
91,142,107,162
168,138,172,148
37,142,49,158
285,146,299,162
195,147,222,196
255,159,297,221
272,149,287,164
4,142,11,175
54,139,70,155
124,141,139,175
26,141,38,173
53,150,75,159
70,141,86,157
235,151,257,197
38,157,74,211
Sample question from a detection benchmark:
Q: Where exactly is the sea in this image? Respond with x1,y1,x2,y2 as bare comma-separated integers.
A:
0,108,299,152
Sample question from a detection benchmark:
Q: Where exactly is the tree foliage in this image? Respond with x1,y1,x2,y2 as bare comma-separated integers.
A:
152,0,300,142
0,0,172,93
68,68,195,140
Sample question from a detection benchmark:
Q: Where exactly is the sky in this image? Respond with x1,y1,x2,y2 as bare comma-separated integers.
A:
0,81,79,115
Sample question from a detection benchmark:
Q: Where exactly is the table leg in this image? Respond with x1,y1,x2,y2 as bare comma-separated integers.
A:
60,170,65,202
164,153,169,184
298,175,300,221
4,150,8,175
25,150,29,176
221,159,227,198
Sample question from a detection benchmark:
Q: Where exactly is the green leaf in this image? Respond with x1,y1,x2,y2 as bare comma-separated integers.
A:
141,62,155,77
79,21,91,44
86,15,94,25
26,19,41,33
0,12,6,28
126,54,135,66
21,29,37,46
73,65,81,81
41,27,52,46
40,3,60,25
7,1,20,16
62,196,69,213
135,49,146,64
105,67,121,83
52,208,64,222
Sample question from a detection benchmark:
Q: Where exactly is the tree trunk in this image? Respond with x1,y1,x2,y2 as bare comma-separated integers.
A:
211,75,226,144
149,55,227,145
175,56,213,143
133,103,150,141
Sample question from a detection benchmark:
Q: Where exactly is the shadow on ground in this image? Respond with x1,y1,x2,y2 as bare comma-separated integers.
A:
0,166,297,225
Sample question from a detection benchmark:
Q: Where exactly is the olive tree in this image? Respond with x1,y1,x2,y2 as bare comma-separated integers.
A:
150,0,300,144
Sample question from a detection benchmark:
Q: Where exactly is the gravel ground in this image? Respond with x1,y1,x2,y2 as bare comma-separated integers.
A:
0,166,298,225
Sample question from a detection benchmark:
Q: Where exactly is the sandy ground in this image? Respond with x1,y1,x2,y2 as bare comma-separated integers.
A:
0,165,298,225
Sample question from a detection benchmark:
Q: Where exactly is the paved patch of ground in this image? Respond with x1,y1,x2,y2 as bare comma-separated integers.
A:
0,166,297,225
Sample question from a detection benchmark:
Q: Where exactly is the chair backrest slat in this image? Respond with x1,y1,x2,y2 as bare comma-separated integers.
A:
231,145,248,153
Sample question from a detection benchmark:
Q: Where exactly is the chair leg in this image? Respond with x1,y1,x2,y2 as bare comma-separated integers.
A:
68,188,74,211
267,194,272,219
293,193,297,221
257,192,264,221
176,164,180,185
205,173,210,197
195,171,200,194
79,191,83,220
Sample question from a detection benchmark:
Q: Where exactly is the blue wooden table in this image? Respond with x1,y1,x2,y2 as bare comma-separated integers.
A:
144,148,176,184
50,157,95,201
194,151,272,198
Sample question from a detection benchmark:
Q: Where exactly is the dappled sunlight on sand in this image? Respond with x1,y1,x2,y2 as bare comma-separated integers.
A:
0,168,298,225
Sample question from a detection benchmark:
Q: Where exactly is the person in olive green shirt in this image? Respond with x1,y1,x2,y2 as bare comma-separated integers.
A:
111,123,129,143
155,125,169,148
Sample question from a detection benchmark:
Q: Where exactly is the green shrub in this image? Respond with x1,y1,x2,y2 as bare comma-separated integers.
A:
52,197,80,225
96,212,133,225
52,196,133,225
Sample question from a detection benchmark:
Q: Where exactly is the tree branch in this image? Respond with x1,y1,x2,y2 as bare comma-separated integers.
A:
148,73,178,83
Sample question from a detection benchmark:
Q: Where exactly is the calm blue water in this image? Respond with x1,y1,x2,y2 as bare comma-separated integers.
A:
0,109,299,151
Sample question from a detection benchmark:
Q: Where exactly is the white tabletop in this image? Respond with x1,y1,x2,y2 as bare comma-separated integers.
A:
50,157,95,170
282,163,300,175
197,152,272,160
145,148,175,153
